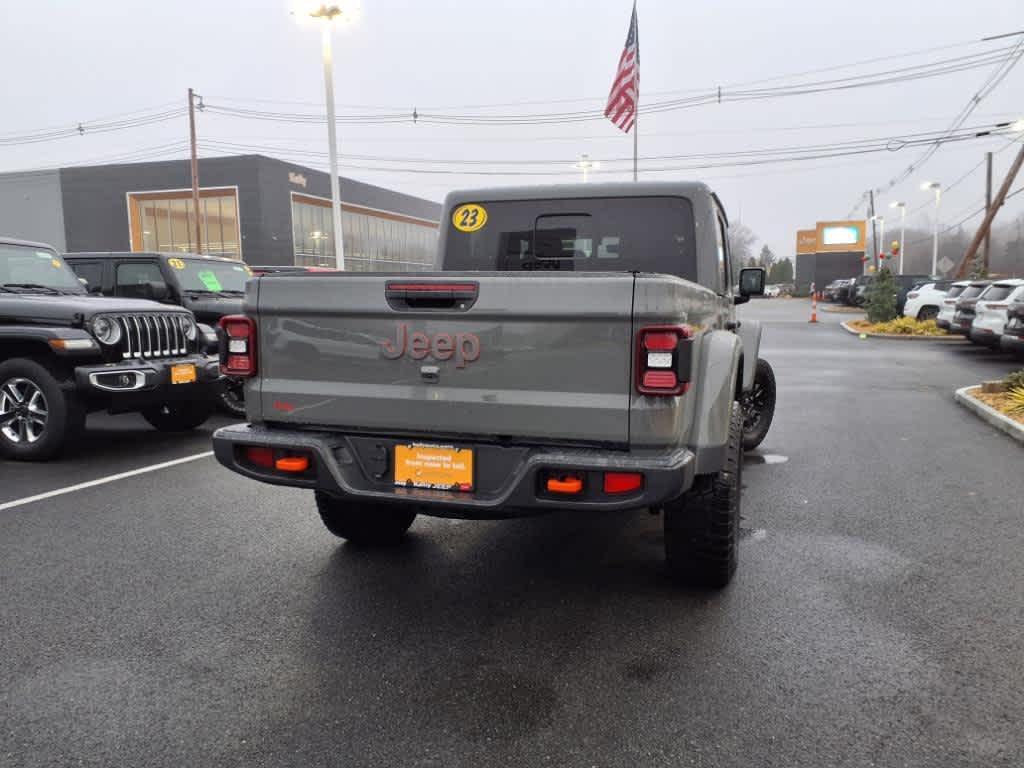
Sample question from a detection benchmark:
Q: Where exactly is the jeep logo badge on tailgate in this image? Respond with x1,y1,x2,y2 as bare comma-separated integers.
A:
380,324,480,368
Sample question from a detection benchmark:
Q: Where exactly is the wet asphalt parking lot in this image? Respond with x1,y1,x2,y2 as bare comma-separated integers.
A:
3,298,1022,767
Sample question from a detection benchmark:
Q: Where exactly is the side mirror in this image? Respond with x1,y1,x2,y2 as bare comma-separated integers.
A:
736,267,766,304
144,281,170,302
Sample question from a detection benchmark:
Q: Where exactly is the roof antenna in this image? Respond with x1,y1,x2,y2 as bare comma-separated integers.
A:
412,107,418,124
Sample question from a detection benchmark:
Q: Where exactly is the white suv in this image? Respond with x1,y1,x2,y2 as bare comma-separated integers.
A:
902,280,951,321
970,280,1024,348
936,281,971,330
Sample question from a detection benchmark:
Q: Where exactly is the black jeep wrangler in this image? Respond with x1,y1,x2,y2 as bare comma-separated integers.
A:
63,251,249,416
0,238,223,461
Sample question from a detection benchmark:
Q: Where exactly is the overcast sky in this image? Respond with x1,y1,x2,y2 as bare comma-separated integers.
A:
2,0,1022,261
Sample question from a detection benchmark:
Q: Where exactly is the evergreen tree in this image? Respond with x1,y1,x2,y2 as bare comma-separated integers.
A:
866,267,897,323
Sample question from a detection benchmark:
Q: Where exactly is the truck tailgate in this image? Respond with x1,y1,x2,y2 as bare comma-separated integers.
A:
255,273,636,444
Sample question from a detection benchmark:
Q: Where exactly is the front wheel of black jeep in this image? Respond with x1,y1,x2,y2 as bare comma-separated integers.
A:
315,492,417,545
142,400,213,432
664,401,742,588
0,357,84,461
217,377,246,418
740,358,776,451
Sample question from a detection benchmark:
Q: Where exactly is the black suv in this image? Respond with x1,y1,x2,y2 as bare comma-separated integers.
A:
0,238,223,460
64,251,249,415
1001,294,1024,358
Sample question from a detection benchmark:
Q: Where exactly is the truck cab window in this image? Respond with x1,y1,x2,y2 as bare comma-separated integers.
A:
116,261,167,300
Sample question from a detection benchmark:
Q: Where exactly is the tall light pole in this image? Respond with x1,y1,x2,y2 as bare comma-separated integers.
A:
870,214,885,270
298,2,360,270
921,181,942,276
889,201,906,274
574,153,600,183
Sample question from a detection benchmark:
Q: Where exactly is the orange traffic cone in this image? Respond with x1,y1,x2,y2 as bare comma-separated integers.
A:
809,286,818,323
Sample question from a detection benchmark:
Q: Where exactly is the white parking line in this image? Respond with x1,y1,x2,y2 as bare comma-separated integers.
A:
0,451,214,512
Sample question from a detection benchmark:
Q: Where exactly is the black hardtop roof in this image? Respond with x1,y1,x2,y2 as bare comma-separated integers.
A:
443,181,720,215
65,251,240,264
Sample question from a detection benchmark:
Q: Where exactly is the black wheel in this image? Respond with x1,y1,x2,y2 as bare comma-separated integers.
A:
217,377,246,418
141,400,213,432
315,492,417,545
664,402,742,588
917,306,939,321
0,357,84,461
740,359,776,451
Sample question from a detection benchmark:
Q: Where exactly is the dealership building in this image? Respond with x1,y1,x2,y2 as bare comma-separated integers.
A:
0,155,441,269
794,219,867,290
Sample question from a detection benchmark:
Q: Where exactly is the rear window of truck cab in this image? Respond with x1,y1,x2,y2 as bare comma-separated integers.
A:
442,197,698,281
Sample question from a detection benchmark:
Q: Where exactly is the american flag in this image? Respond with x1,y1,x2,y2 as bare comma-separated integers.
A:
605,2,639,133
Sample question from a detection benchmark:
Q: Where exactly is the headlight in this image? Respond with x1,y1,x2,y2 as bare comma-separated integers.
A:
179,315,197,341
90,316,122,345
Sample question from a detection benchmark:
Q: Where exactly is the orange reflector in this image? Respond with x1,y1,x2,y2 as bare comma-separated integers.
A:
275,456,310,473
244,446,275,468
546,475,583,494
604,472,643,494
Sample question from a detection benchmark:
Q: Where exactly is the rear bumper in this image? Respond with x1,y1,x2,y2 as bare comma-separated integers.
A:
212,423,695,519
968,327,1001,347
73,355,224,412
1000,332,1024,355
935,318,951,330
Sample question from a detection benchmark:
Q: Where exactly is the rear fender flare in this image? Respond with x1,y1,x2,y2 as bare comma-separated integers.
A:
735,319,762,392
689,330,741,474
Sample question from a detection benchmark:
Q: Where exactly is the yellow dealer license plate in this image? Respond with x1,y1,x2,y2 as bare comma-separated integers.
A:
170,363,197,385
394,443,474,492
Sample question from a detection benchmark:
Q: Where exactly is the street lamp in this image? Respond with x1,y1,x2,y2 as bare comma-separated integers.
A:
920,182,942,276
574,153,600,183
294,1,361,270
889,201,906,274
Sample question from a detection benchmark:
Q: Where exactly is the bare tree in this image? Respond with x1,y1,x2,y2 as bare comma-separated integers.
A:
728,222,757,266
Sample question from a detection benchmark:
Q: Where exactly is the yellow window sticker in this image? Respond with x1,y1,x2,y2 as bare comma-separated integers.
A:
168,258,186,270
51,259,63,269
452,203,488,233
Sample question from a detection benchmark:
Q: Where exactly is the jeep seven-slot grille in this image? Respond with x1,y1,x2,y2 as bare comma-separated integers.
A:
114,314,190,359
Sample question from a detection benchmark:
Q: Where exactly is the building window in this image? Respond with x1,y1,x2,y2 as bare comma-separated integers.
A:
128,188,241,259
291,193,437,270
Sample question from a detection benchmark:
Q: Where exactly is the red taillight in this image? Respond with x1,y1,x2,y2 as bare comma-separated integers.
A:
244,446,274,468
987,303,1009,309
219,315,257,377
636,325,692,396
604,472,643,494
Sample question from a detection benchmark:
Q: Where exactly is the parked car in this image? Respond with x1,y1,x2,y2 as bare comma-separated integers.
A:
212,182,776,588
847,275,874,306
901,280,951,321
823,280,842,301
950,280,993,336
0,238,222,460
65,251,249,416
892,275,935,315
1001,294,1024,358
969,280,1024,349
833,278,854,304
936,280,970,330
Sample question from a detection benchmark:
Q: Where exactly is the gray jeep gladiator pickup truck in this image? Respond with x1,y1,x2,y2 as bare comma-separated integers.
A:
212,182,774,587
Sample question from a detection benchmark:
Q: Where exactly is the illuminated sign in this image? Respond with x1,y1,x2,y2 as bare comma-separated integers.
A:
288,172,308,188
815,220,865,253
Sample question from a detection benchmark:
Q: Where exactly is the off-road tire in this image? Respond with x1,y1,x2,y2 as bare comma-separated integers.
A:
740,359,776,451
0,357,84,461
315,492,417,545
141,400,213,432
664,402,742,588
916,306,939,321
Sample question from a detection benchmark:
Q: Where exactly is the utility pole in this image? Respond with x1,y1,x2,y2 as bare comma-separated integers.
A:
188,88,202,254
868,189,878,272
983,151,993,273
955,141,1024,278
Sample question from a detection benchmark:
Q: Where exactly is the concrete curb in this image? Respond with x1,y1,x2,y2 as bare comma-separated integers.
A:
820,305,865,315
840,321,966,341
955,386,1024,445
